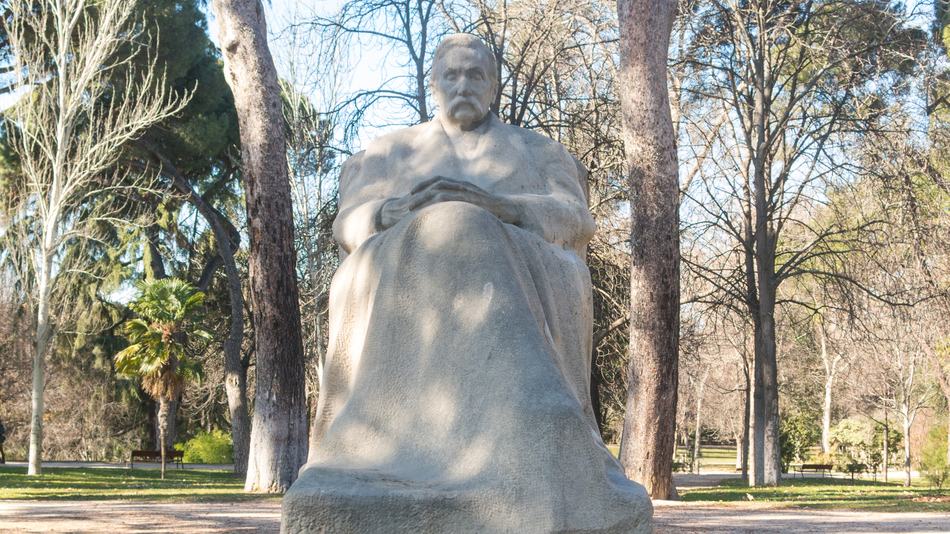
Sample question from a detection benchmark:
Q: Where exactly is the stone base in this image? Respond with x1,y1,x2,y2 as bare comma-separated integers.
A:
281,467,652,534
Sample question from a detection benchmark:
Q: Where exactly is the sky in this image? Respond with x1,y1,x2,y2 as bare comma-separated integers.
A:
207,0,402,148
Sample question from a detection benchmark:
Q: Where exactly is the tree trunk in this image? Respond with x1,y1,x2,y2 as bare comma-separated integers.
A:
616,0,680,501
691,368,708,474
28,251,52,476
151,397,178,453
935,364,950,464
902,411,912,487
164,398,178,451
752,310,782,486
822,373,834,455
213,0,308,492
158,398,169,480
882,411,889,483
749,317,765,487
590,349,606,438
741,358,751,481
817,320,837,455
744,5,782,486
734,433,742,471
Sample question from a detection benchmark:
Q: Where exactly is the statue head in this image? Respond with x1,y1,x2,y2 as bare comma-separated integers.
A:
431,34,498,129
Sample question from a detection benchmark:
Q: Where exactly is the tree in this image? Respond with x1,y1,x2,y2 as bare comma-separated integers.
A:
114,278,209,479
212,0,308,493
1,0,189,475
309,0,445,129
128,0,249,474
615,0,681,500
863,307,939,486
677,0,922,486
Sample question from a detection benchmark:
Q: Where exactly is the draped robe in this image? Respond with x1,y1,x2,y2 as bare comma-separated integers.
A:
283,115,652,533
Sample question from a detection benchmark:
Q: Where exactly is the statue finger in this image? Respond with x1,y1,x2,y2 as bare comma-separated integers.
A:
406,188,440,210
411,175,455,194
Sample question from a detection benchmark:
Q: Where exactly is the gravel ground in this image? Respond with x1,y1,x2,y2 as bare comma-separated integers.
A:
3,499,950,533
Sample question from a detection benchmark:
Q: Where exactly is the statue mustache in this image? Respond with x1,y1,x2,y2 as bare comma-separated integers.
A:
449,97,483,111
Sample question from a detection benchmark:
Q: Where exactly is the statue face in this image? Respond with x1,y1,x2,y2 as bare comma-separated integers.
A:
433,46,494,128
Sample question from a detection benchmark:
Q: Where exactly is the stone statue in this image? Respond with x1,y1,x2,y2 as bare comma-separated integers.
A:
282,34,652,533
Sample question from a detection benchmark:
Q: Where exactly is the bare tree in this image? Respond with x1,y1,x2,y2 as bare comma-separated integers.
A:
1,0,189,475
615,0,680,500
212,0,308,493
862,308,938,486
677,0,921,486
307,0,447,132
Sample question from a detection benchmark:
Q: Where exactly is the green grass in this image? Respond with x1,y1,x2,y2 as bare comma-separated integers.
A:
681,477,950,512
693,445,736,467
0,466,277,502
606,444,736,466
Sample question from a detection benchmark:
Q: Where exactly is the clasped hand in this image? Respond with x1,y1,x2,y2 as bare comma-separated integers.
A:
377,176,520,230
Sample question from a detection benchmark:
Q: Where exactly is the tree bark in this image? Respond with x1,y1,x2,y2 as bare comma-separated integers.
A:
28,250,52,476
158,398,169,480
902,407,912,487
616,0,680,500
213,0,308,492
165,398,178,451
935,364,950,464
752,309,782,485
822,373,834,455
817,319,838,455
734,433,742,470
590,349,605,438
741,355,751,481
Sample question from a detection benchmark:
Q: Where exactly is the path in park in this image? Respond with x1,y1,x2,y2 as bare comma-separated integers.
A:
2,499,950,533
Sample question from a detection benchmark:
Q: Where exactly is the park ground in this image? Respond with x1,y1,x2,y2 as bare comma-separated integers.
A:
1,446,948,533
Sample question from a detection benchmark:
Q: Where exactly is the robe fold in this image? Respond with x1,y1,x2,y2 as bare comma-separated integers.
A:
283,115,652,534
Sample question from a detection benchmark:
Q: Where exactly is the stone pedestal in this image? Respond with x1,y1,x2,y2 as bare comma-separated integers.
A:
283,464,652,534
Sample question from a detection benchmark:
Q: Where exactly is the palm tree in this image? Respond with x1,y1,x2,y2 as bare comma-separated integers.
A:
114,278,210,479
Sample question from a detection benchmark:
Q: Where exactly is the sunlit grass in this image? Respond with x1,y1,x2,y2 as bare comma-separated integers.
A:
605,444,736,467
680,477,950,512
0,466,277,502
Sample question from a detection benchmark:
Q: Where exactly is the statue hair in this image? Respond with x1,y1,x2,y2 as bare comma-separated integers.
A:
431,34,499,88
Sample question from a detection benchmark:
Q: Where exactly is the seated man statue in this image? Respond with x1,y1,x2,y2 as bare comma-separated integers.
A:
282,33,652,533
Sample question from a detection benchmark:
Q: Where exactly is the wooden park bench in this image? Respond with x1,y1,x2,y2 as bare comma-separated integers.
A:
129,450,184,469
795,463,833,478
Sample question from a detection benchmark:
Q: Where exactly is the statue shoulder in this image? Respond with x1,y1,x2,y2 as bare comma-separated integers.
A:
340,150,366,192
364,122,433,158
497,121,589,203
500,121,575,161
339,122,434,193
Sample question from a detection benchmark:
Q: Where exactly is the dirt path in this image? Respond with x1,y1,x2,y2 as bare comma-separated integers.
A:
652,501,950,533
0,500,282,533
2,499,949,533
